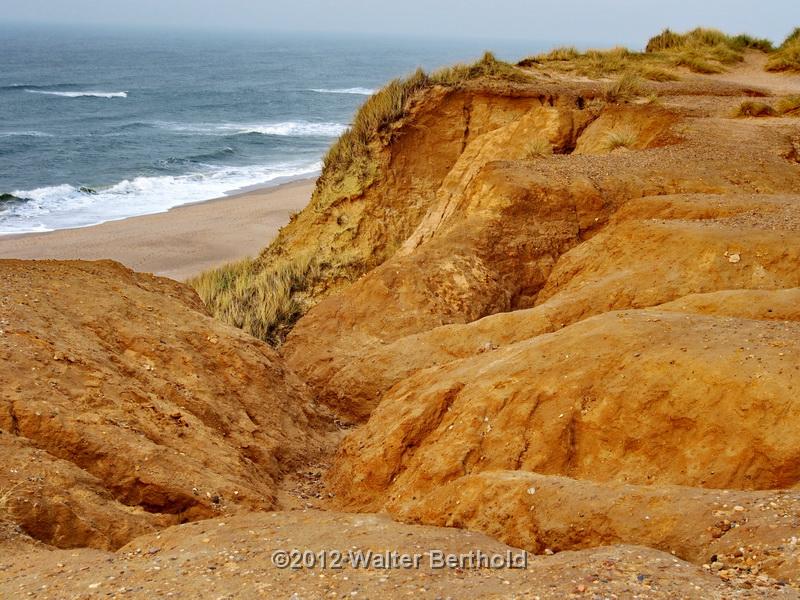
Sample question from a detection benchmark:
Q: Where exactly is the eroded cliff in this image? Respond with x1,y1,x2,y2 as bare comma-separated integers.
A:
3,33,800,599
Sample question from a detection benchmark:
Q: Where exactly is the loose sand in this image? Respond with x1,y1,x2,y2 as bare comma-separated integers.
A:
0,179,314,281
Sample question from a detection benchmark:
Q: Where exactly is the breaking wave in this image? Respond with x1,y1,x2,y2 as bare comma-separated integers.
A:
0,161,320,235
159,120,347,137
310,87,375,95
26,90,128,98
0,131,54,138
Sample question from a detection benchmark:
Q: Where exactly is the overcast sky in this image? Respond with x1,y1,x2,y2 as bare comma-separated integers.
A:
2,0,797,47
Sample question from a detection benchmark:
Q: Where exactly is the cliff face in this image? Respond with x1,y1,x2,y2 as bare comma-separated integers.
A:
282,79,800,421
278,69,800,585
259,86,687,310
263,85,599,298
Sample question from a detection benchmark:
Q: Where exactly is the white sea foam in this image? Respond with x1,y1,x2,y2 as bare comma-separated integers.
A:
310,87,375,95
0,162,320,235
0,131,54,138
228,122,348,137
160,120,347,137
25,90,128,98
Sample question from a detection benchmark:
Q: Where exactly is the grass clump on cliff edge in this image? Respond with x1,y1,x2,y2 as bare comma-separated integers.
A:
0,483,21,515
189,254,321,346
320,67,429,195
766,28,800,72
603,72,643,103
319,52,531,199
777,96,800,116
524,137,553,159
733,100,776,118
602,129,638,151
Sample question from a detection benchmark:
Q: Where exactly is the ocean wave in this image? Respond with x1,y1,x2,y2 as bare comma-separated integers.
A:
156,147,235,167
0,131,54,138
230,122,347,137
25,90,128,98
116,121,153,130
159,120,347,138
0,161,320,235
1,83,83,91
310,87,375,95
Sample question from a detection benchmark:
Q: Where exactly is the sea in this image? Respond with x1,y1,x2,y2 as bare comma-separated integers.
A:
0,24,547,235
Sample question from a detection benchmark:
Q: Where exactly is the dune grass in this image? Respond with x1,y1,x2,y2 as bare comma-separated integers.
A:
519,46,668,80
733,100,776,117
637,66,679,82
645,28,773,53
602,129,638,151
603,72,643,103
669,51,725,74
777,96,800,116
189,254,321,345
0,483,21,516
525,137,553,159
766,28,800,72
519,28,774,80
647,28,769,74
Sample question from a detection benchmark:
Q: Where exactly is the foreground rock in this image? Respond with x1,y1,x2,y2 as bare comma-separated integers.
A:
1,510,794,599
0,260,333,549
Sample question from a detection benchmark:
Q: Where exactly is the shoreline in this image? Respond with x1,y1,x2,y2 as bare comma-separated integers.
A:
0,174,317,238
0,177,316,281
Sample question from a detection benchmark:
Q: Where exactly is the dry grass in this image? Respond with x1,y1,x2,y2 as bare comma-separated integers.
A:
646,28,772,53
729,34,776,53
777,95,800,116
767,46,800,72
521,28,774,80
527,46,580,62
766,28,800,72
642,92,662,105
733,100,777,117
429,51,533,86
645,27,774,74
603,72,643,103
520,46,658,79
602,129,638,151
0,483,22,516
525,137,553,159
320,68,429,192
638,66,679,82
670,51,724,74
189,253,321,345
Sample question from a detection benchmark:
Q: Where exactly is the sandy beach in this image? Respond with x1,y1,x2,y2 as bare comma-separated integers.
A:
0,179,315,281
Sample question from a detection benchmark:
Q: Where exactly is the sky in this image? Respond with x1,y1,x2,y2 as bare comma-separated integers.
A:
1,0,797,47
